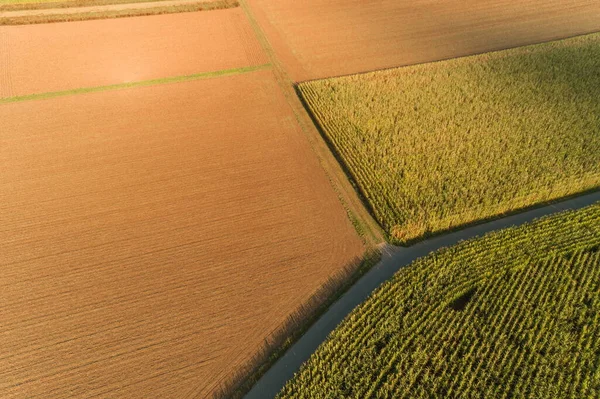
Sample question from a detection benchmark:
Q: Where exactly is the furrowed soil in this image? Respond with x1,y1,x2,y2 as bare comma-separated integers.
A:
0,69,364,398
0,7,265,98
245,0,600,81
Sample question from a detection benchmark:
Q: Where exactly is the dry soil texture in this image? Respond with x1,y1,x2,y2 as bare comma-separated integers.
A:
0,7,266,97
0,69,364,398
246,0,600,81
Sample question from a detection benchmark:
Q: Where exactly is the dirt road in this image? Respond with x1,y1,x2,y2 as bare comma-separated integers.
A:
0,69,364,398
245,191,600,399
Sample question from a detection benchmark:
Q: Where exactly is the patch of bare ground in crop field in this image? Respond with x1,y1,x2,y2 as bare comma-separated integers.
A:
0,69,364,398
245,0,600,81
0,7,265,98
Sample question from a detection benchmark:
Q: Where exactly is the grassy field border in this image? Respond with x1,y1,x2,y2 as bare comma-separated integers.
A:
237,0,385,246
0,0,238,24
213,249,382,399
0,63,270,104
294,84,381,239
0,0,177,11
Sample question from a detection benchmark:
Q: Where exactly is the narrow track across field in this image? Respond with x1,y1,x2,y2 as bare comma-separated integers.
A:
0,0,212,17
244,190,600,399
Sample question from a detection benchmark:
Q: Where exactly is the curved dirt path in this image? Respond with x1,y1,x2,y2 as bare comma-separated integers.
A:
0,0,213,17
244,190,600,399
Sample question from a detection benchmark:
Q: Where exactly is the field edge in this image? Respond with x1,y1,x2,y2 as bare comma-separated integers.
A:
277,201,600,398
0,0,238,25
238,0,385,247
0,63,271,104
296,32,600,246
212,248,382,399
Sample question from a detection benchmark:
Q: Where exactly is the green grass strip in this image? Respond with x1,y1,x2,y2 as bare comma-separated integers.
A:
0,63,271,104
0,0,239,25
1,0,179,11
0,0,171,11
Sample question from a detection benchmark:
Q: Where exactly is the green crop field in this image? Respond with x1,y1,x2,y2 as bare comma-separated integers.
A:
278,203,600,399
298,33,600,244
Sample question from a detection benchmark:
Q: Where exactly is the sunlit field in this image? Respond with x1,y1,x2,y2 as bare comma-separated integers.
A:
279,203,600,398
299,33,600,244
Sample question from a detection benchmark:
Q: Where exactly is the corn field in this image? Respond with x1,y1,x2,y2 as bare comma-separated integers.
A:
278,203,600,399
299,33,600,244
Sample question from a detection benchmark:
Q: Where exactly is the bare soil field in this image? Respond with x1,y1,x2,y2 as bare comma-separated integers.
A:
0,69,364,398
245,0,600,81
0,7,266,98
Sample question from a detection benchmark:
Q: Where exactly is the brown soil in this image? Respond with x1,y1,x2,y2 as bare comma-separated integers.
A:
0,8,266,98
0,70,364,398
245,0,600,81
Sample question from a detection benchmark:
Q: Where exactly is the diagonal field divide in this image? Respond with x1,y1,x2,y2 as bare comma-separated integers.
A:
244,190,600,399
0,63,271,104
237,0,385,246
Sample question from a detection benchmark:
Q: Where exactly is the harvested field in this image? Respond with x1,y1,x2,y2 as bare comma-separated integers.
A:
299,33,600,244
245,0,600,81
0,7,266,98
0,69,364,398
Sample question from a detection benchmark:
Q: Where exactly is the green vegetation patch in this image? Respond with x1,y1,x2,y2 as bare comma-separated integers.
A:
298,33,600,244
279,203,600,398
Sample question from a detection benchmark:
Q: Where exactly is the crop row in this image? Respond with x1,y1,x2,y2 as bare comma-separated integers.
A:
278,203,600,398
299,33,600,244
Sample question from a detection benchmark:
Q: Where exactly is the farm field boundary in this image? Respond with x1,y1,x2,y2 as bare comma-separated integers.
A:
278,199,600,398
298,33,600,244
214,249,381,399
0,69,365,398
0,0,207,11
0,10,268,98
0,63,270,104
238,0,384,246
0,0,237,24
244,0,600,81
245,191,600,399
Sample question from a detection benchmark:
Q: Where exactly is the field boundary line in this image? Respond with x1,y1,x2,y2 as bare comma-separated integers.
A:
0,0,217,11
237,0,384,245
0,63,271,104
208,2,386,398
0,0,222,16
296,32,600,86
0,0,238,24
244,191,600,399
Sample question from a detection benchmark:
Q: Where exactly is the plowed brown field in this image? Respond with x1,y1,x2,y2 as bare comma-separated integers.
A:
0,70,364,398
246,0,600,81
0,7,266,98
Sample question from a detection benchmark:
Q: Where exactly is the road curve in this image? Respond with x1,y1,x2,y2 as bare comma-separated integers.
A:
245,191,600,399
